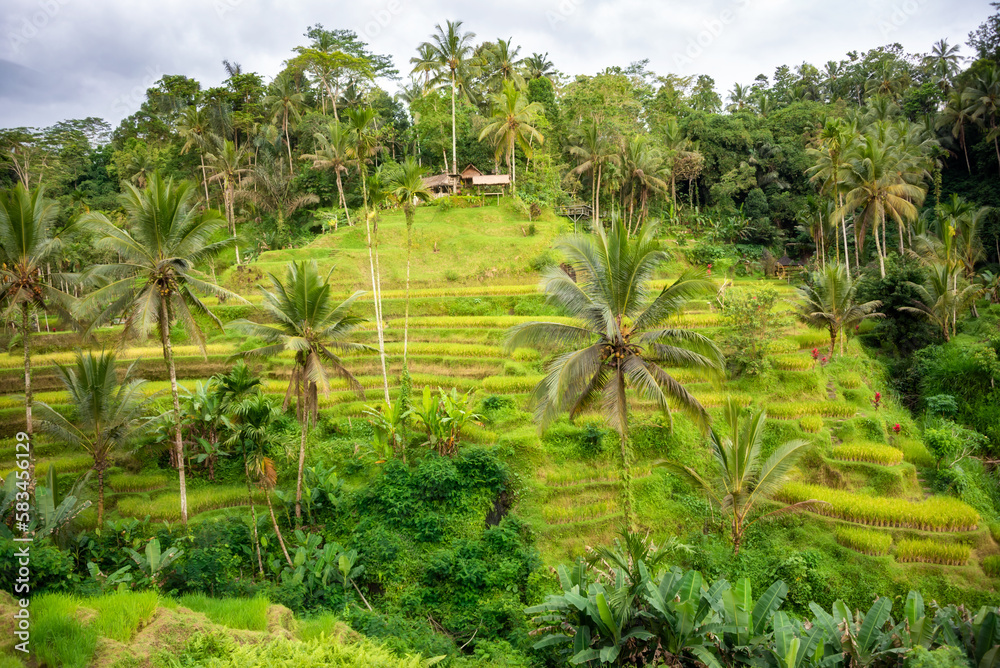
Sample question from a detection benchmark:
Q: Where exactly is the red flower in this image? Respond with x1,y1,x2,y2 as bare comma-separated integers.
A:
811,347,819,360
893,424,901,433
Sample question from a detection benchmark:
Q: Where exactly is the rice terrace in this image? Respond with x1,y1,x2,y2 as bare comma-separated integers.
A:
1,2,999,666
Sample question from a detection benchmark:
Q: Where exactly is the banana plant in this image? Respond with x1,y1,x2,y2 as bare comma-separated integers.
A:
715,578,789,664
363,398,408,461
127,537,183,590
810,598,903,668
767,611,833,668
643,567,726,668
936,605,1000,668
87,562,134,593
892,591,939,651
0,469,93,542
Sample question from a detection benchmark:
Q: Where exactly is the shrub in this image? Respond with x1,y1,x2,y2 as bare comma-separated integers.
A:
897,438,936,468
991,522,1000,543
894,538,970,565
720,287,781,376
982,555,1000,578
776,482,980,531
831,442,904,466
835,526,892,555
799,415,823,433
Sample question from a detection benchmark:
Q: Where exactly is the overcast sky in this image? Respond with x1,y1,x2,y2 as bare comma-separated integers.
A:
0,0,990,130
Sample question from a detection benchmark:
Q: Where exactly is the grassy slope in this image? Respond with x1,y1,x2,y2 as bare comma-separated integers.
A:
1,200,997,612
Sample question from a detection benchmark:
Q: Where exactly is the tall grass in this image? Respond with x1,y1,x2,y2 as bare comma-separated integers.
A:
33,593,98,668
117,486,264,521
895,538,971,565
177,594,270,631
767,401,856,419
799,415,823,433
831,442,904,466
835,526,892,556
982,555,1000,578
777,482,980,531
897,438,936,468
107,472,172,493
89,591,160,642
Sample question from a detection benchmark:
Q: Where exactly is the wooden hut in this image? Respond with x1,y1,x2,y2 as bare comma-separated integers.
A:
775,254,803,279
421,173,457,199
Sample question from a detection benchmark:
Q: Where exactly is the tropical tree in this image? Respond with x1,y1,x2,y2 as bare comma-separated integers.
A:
619,135,670,235
224,393,293,568
807,117,859,273
386,157,432,364
301,121,355,227
478,80,544,193
345,107,391,402
506,222,724,528
415,20,477,174
479,38,525,92
963,66,1000,177
900,263,979,341
0,184,74,486
524,52,555,81
35,351,155,524
937,91,975,174
569,120,618,228
79,173,241,527
227,260,368,525
176,106,214,202
263,72,307,174
658,397,814,555
796,263,883,356
205,136,250,264
239,157,319,247
924,39,962,91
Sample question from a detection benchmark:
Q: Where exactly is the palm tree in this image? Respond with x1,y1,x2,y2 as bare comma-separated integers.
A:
658,397,814,555
228,260,368,525
807,118,859,273
900,262,978,341
205,135,250,264
415,20,477,174
0,184,74,479
263,72,307,175
301,121,355,228
506,222,724,528
479,38,525,92
239,158,319,247
345,107,391,403
937,91,975,174
836,135,926,278
925,39,962,91
963,66,1000,177
478,81,544,193
726,83,750,112
176,106,213,202
619,135,669,235
224,393,293,568
569,120,617,229
35,351,155,524
524,52,555,81
79,173,241,527
386,157,432,364
796,263,883,356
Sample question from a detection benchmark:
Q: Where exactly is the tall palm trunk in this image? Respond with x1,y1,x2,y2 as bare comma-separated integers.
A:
244,457,264,575
335,171,352,227
874,211,886,278
160,298,188,527
614,369,633,530
960,125,971,174
265,489,293,567
404,208,414,363
450,70,458,175
295,365,308,526
96,462,106,525
361,176,391,403
22,304,34,495
284,109,294,176
199,154,211,204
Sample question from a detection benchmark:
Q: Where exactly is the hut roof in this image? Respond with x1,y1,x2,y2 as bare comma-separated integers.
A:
460,164,483,179
422,173,456,189
471,174,511,186
777,254,801,267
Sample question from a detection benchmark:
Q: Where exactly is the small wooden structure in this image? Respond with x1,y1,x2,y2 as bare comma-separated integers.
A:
555,204,593,223
775,254,804,280
421,173,458,199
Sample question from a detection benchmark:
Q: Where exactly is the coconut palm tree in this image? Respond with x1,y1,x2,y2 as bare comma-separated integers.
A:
619,135,669,235
807,118,860,273
657,397,815,555
478,81,544,193
726,83,751,112
569,120,618,229
386,157,432,364
796,263,883,356
900,262,978,341
506,222,724,528
925,39,962,91
836,135,926,278
415,20,477,174
479,38,525,93
176,106,214,202
345,107,391,403
937,91,975,174
263,72,307,175
227,260,368,525
524,52,555,81
204,135,250,264
224,393,293,567
239,157,319,248
0,184,74,478
35,351,156,524
301,121,356,228
78,173,241,527
964,66,1000,177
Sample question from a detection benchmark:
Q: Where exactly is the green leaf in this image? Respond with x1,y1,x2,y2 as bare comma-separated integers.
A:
857,598,892,652
752,580,789,636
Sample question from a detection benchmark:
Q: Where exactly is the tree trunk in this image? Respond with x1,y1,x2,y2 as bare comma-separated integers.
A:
199,154,211,204
361,177,390,403
960,125,971,173
295,368,307,527
285,111,294,176
160,298,188,527
244,457,264,575
404,208,413,364
22,304,34,496
873,213,886,279
97,464,105,525
335,171,352,227
265,490,293,568
450,71,458,175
